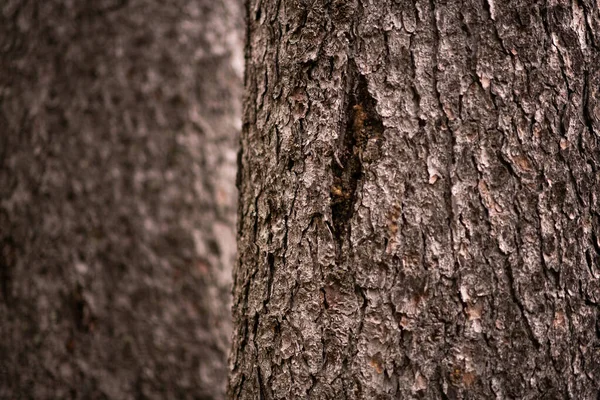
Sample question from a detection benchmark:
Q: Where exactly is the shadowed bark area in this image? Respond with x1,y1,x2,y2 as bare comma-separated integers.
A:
0,0,242,398
230,0,600,398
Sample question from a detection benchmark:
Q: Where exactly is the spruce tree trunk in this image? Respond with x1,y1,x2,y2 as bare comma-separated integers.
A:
230,0,600,398
0,1,242,398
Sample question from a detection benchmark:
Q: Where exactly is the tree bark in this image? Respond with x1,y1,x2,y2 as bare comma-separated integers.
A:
230,0,600,398
0,1,242,398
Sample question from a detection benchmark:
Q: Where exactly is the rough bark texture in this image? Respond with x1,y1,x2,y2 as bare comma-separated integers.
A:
231,0,600,398
0,1,242,398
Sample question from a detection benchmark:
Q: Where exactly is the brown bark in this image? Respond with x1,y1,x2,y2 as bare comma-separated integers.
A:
0,1,242,398
230,0,600,398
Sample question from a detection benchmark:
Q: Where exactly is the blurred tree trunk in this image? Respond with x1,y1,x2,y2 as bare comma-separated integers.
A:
230,0,600,398
0,1,242,398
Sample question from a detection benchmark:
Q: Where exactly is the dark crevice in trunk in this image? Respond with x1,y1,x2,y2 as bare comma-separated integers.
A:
0,236,15,307
256,365,266,400
582,68,596,137
330,60,383,247
504,256,542,349
75,0,129,20
70,285,95,333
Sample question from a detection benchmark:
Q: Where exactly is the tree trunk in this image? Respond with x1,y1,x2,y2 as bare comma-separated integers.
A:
0,1,242,398
230,0,600,398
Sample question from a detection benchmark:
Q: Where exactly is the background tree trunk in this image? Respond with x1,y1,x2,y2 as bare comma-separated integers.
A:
230,0,600,398
0,1,242,398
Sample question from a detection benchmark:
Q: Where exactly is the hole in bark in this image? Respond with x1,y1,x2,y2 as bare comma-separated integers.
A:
596,310,600,339
207,238,221,256
71,286,95,333
330,61,383,243
321,288,329,309
0,235,15,306
266,252,275,299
